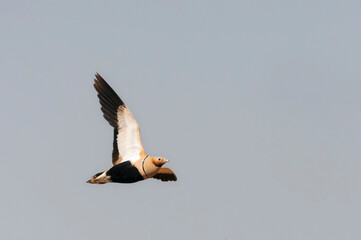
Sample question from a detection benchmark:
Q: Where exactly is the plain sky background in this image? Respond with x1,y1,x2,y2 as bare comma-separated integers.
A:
1,1,361,239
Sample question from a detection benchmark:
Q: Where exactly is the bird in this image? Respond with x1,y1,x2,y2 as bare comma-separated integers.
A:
87,73,177,184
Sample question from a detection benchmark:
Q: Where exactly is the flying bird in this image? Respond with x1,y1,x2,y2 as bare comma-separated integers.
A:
87,73,177,184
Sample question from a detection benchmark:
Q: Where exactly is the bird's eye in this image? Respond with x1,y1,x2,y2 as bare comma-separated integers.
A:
158,158,161,161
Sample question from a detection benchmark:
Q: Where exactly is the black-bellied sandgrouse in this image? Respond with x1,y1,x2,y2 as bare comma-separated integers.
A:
87,73,177,184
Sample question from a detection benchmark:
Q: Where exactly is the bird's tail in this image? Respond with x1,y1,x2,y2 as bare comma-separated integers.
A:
86,171,110,184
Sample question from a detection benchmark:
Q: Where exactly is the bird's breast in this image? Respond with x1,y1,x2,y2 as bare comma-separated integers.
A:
133,157,160,179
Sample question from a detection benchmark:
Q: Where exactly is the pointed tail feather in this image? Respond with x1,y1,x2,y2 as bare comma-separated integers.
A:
86,171,110,184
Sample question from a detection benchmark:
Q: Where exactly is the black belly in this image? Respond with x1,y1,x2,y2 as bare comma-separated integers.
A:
106,161,144,183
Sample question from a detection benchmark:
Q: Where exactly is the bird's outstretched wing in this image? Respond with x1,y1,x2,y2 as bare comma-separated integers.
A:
153,168,177,182
93,73,145,165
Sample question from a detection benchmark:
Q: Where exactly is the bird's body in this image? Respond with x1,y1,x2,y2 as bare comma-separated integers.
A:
99,161,144,184
87,73,177,184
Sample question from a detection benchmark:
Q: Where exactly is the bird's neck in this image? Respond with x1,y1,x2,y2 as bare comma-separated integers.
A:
135,155,160,179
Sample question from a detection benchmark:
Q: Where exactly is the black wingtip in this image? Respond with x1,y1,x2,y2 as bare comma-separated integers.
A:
95,72,102,80
93,73,124,128
94,72,104,85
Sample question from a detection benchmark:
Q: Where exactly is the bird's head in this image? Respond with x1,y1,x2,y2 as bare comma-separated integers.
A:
151,157,168,167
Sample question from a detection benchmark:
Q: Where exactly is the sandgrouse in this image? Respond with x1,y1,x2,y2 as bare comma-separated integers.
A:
87,73,177,184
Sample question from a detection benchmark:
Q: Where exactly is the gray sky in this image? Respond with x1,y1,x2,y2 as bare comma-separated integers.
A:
1,1,361,239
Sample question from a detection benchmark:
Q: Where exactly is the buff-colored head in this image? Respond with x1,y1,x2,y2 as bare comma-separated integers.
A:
151,157,168,167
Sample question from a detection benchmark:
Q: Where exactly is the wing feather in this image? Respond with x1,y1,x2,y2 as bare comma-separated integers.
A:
153,168,177,182
93,73,145,165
